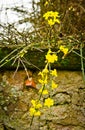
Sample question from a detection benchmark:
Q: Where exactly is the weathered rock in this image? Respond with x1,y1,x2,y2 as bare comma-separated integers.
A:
53,93,71,105
0,70,85,130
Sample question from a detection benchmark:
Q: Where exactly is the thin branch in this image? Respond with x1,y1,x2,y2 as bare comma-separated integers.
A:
80,43,85,82
22,57,40,70
0,55,17,68
12,58,20,78
19,58,29,79
72,50,85,60
0,47,19,64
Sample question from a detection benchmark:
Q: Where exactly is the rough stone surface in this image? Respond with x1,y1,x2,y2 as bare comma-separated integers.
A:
0,70,85,130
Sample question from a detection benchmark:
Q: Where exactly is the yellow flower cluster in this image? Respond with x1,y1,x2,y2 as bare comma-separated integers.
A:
39,88,48,95
44,98,54,108
38,76,47,85
38,65,49,94
43,11,60,26
45,49,58,63
38,49,58,93
52,80,58,89
38,63,49,85
51,69,58,77
29,100,42,116
38,65,48,78
29,9,61,126
29,108,40,116
30,49,58,119
59,45,68,55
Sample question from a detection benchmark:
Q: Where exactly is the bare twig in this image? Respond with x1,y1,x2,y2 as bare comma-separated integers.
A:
19,58,29,79
80,43,85,82
13,58,20,78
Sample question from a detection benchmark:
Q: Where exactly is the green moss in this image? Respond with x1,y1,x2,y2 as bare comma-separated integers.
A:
60,58,69,67
0,47,85,70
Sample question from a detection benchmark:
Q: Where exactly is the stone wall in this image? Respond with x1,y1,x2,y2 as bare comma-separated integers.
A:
0,70,85,130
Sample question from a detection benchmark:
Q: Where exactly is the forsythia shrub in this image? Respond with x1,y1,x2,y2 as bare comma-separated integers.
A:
29,10,68,128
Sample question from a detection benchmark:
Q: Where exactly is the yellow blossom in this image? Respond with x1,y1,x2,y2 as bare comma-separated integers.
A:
48,19,55,26
31,100,36,107
59,45,68,55
36,103,42,109
38,65,48,77
30,100,42,116
43,11,59,20
29,107,36,116
42,89,48,95
44,77,48,84
52,81,58,89
38,71,44,78
34,111,41,116
39,88,48,95
46,52,58,63
42,67,49,74
29,107,41,116
43,11,60,26
39,75,48,84
54,18,60,24
44,98,54,108
38,79,44,84
31,100,42,109
51,69,58,77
